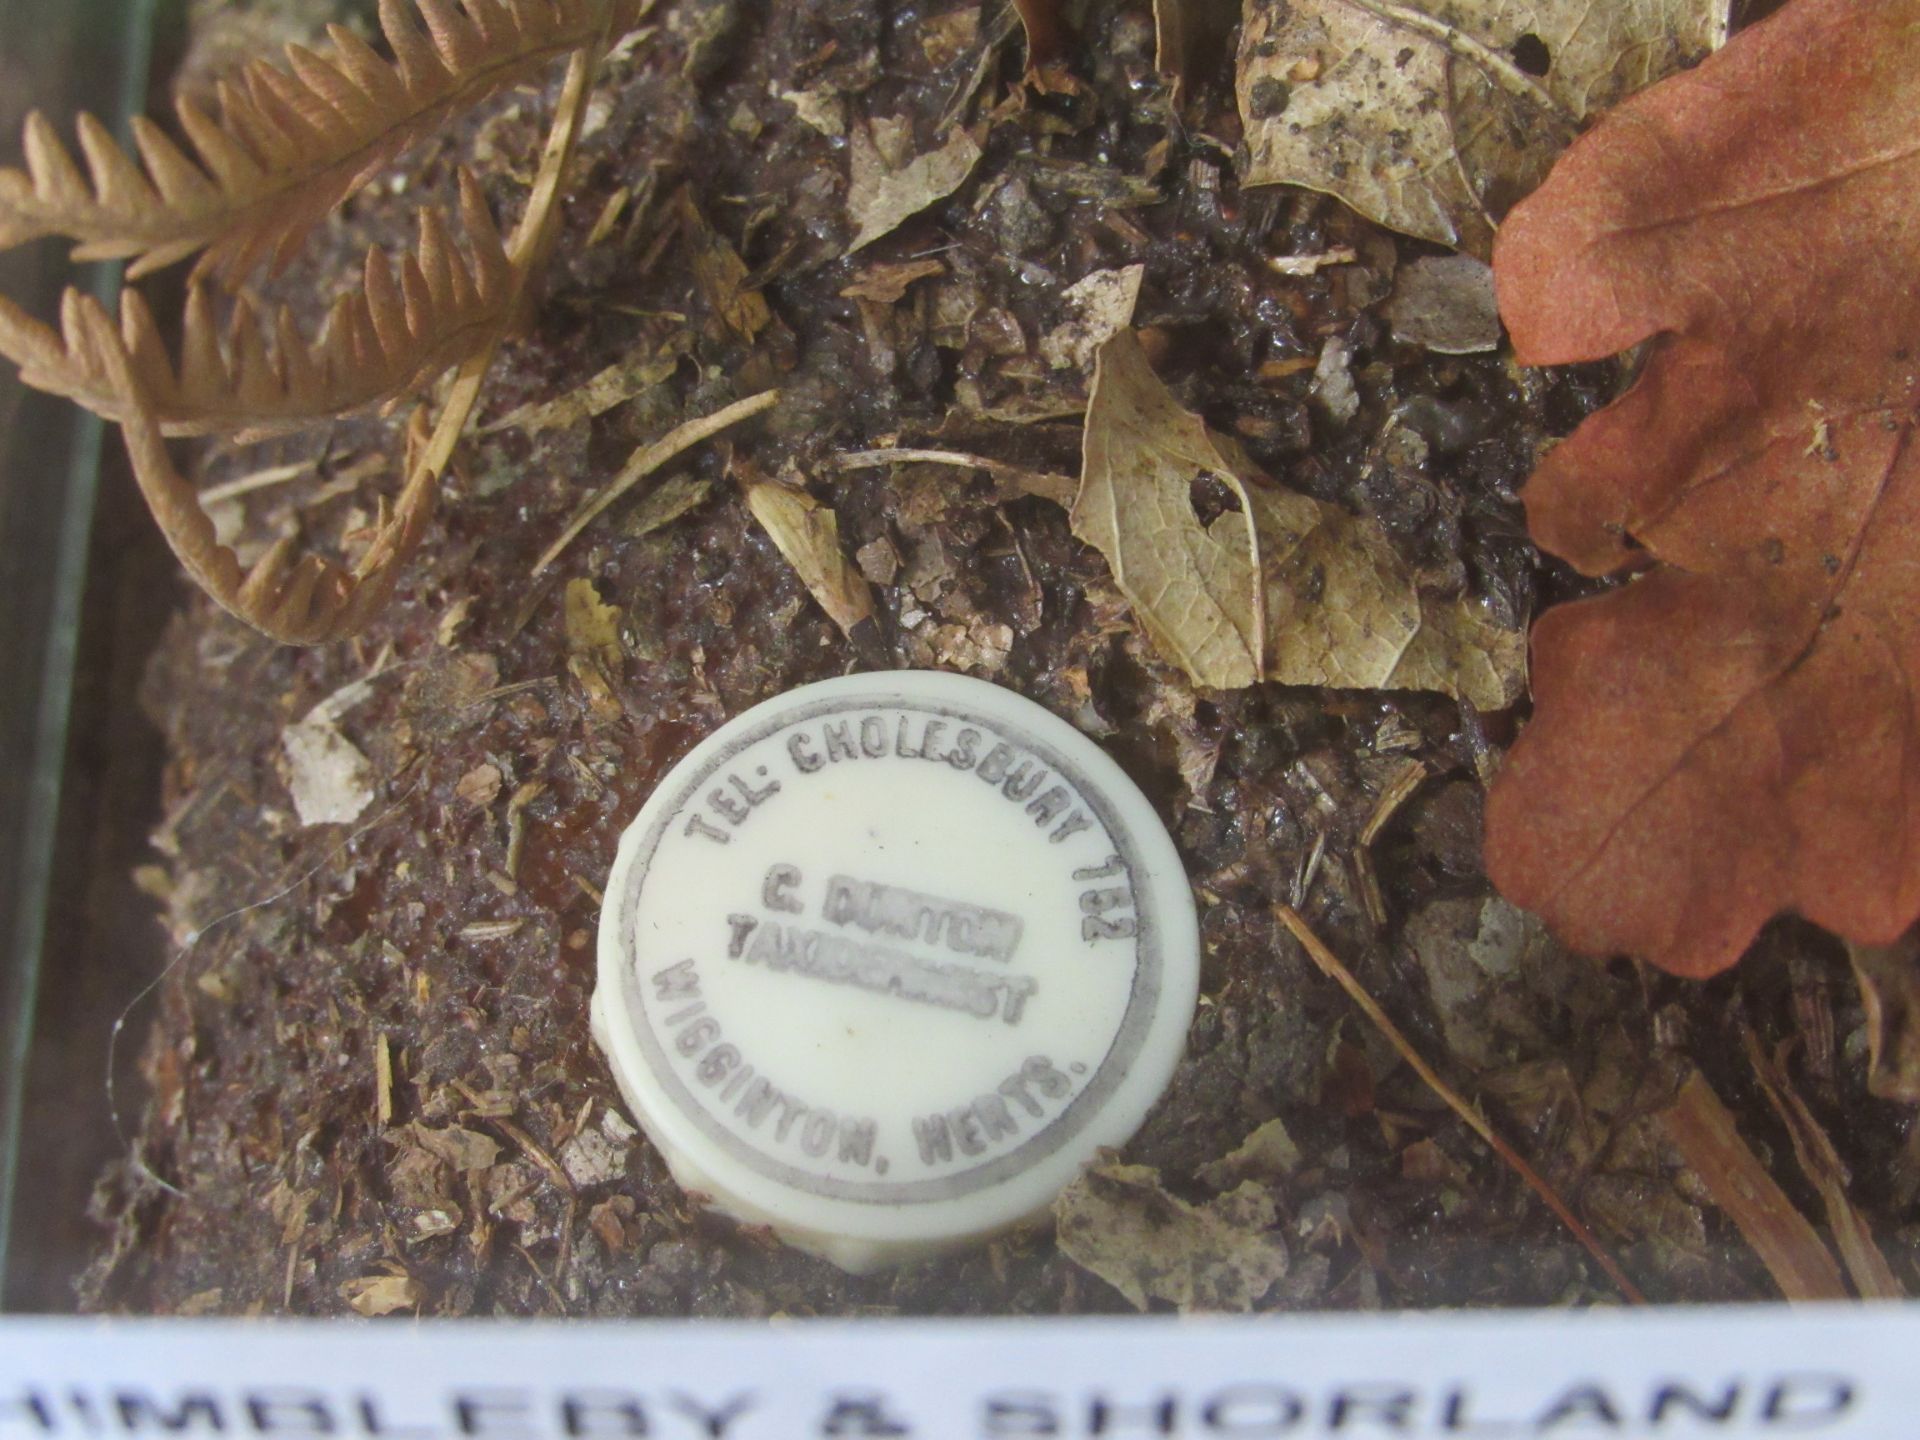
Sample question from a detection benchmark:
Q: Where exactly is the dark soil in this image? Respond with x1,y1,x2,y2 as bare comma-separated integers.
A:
70,0,1919,1316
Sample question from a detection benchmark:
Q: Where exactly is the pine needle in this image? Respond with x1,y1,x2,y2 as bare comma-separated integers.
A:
1274,904,1648,1305
532,390,783,576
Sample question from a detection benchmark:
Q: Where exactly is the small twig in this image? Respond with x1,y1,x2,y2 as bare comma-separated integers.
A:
515,1242,572,1317
1742,1025,1903,1299
197,460,315,506
1659,1067,1849,1302
1275,904,1647,1305
484,1114,575,1197
533,389,781,574
833,446,1077,506
1353,759,1427,928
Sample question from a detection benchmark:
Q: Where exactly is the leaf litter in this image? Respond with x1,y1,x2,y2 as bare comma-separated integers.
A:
1073,330,1525,706
1237,0,1729,255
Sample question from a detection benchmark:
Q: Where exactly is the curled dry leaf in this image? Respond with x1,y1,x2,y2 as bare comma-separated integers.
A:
741,476,877,638
99,290,444,645
1848,938,1920,1105
1237,0,1728,256
1054,1157,1290,1312
1074,331,1524,706
847,123,983,253
1484,0,1920,978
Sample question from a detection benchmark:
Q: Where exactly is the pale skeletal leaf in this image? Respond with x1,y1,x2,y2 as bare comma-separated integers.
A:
1254,485,1525,708
1055,1158,1291,1312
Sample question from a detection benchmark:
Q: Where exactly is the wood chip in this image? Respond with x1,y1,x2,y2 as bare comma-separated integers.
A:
1744,1027,1904,1299
1658,1069,1848,1302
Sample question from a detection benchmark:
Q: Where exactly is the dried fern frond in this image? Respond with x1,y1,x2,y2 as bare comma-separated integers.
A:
0,171,511,437
77,297,440,643
0,0,650,278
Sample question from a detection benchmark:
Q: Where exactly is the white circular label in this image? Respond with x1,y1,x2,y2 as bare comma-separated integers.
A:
592,671,1198,1271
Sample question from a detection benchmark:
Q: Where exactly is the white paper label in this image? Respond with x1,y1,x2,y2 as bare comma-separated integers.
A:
0,1307,1914,1439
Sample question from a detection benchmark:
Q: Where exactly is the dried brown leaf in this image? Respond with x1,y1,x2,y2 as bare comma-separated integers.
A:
1483,0,1920,976
838,257,947,304
1072,330,1264,689
676,187,773,343
340,1273,423,1317
455,762,503,809
564,578,623,665
1196,1117,1303,1191
1237,0,1727,255
281,677,378,827
1075,330,1524,705
1040,264,1144,371
410,1122,502,1173
1254,485,1524,707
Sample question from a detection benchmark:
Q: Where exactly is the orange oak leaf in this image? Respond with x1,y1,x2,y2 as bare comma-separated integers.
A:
1483,0,1920,978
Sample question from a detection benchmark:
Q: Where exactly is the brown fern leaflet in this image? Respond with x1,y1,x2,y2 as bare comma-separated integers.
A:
0,170,512,437
0,0,649,643
0,0,647,279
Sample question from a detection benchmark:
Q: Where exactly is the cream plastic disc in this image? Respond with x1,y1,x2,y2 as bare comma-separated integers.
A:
591,670,1199,1272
